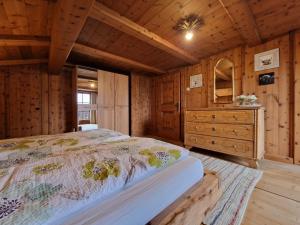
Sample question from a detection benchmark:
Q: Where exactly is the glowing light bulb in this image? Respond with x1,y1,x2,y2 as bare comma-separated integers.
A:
185,31,193,40
90,83,95,88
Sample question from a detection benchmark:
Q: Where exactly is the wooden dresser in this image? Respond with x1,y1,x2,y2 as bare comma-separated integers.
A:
184,107,264,167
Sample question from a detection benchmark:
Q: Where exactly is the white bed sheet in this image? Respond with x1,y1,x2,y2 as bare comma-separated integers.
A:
78,124,98,131
56,156,204,225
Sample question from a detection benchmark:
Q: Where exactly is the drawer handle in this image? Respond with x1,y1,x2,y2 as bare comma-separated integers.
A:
211,140,216,144
233,145,237,149
212,115,216,119
233,115,237,120
212,127,216,131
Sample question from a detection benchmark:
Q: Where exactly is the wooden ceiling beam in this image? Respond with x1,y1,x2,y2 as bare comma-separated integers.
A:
218,0,262,46
89,2,198,64
0,37,50,47
48,0,95,74
0,59,48,66
73,43,166,74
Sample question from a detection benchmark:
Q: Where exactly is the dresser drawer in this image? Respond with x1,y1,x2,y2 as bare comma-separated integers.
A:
185,134,254,158
186,110,255,124
185,122,254,141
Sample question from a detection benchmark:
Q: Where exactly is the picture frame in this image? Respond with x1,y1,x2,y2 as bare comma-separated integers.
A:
190,74,203,88
254,48,279,71
259,72,275,85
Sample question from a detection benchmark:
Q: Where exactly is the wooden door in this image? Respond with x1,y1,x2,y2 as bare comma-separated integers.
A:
115,73,129,134
97,70,115,130
157,72,181,140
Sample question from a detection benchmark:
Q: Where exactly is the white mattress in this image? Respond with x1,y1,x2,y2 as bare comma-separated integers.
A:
57,156,204,225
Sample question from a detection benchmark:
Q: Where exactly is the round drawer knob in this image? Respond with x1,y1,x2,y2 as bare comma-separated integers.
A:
212,127,216,131
212,115,216,119
211,140,216,144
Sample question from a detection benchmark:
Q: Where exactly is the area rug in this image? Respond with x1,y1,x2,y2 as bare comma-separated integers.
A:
190,152,263,225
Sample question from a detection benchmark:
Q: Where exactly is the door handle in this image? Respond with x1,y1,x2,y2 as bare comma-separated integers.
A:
175,102,180,112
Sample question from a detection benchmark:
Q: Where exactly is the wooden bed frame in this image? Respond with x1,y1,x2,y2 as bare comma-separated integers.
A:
149,170,221,225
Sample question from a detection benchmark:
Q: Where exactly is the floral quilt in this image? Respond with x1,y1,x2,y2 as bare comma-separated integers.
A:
0,129,189,225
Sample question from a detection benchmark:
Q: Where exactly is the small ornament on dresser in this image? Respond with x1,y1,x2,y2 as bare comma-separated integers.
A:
235,95,260,107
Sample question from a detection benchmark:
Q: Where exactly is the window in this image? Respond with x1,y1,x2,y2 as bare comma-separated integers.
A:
77,92,91,104
78,111,90,121
77,91,94,123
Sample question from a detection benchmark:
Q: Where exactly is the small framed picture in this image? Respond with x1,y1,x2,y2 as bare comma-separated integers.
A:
259,72,275,86
254,48,279,71
190,74,203,88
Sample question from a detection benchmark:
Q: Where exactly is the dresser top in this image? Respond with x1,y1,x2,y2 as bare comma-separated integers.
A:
186,106,264,111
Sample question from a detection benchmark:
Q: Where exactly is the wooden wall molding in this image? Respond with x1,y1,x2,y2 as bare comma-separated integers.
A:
73,43,166,74
218,0,262,46
89,2,198,64
48,0,95,74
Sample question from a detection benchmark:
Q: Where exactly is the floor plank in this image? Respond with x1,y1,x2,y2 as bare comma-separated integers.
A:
255,160,300,201
242,189,300,225
242,159,300,225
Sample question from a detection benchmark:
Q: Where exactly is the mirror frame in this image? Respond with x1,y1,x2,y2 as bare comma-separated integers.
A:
213,57,235,104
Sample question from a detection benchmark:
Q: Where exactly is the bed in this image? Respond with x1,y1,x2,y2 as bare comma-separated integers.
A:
78,124,98,131
0,129,220,225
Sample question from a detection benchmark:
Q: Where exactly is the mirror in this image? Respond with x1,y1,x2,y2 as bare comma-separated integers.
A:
214,58,234,103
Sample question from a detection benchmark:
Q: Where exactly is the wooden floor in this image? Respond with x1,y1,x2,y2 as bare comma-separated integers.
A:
242,159,300,225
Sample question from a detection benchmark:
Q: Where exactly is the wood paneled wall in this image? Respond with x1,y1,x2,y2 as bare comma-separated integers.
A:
180,61,209,110
243,35,292,163
295,31,300,165
148,33,299,164
131,73,152,136
49,69,74,134
0,70,6,138
0,64,75,139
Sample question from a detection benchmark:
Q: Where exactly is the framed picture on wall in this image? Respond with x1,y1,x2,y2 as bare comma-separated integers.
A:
190,74,203,88
254,48,279,71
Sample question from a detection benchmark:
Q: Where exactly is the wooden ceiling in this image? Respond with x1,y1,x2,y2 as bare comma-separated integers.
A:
0,0,299,73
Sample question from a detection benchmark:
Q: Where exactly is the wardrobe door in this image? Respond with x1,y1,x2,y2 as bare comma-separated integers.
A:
115,73,129,134
97,70,115,130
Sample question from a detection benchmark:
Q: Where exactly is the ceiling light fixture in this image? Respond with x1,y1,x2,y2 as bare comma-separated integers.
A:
173,14,204,41
185,31,194,40
90,83,95,88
